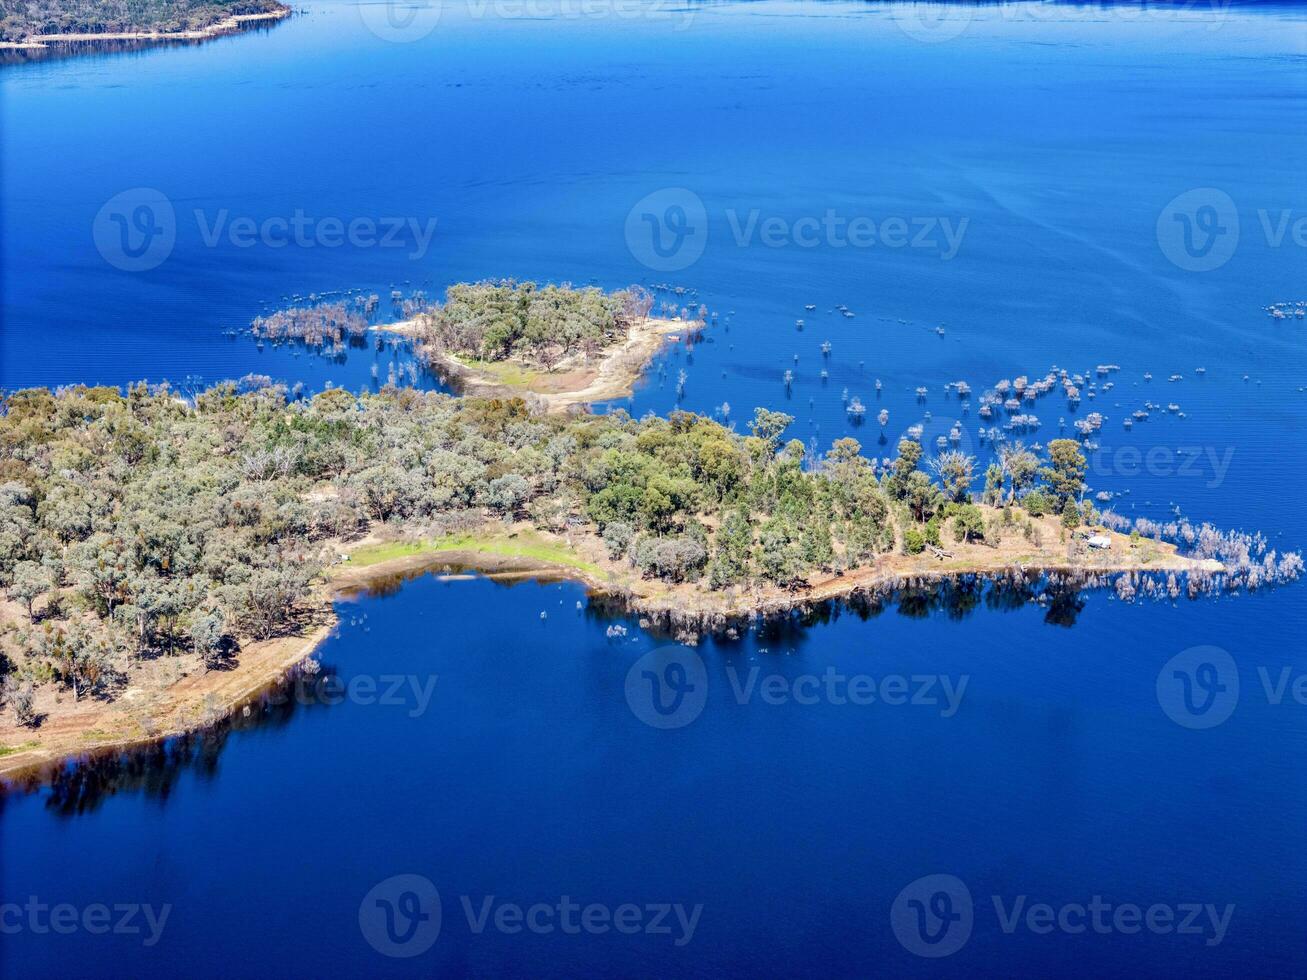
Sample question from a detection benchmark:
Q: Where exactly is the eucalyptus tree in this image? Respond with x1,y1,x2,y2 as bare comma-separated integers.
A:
6,561,48,623
930,450,976,503
998,441,1039,503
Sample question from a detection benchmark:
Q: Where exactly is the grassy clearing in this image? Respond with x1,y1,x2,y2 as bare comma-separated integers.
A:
0,741,38,757
341,540,434,567
456,357,541,388
342,531,602,576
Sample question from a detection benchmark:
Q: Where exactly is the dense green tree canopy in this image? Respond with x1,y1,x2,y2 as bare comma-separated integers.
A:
0,380,1114,714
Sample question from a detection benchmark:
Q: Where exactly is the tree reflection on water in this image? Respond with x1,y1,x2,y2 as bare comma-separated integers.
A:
1,661,341,818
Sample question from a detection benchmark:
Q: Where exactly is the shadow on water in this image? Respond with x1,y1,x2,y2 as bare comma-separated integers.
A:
0,660,344,816
0,19,285,67
587,568,1096,642
336,559,580,601
3,568,1097,816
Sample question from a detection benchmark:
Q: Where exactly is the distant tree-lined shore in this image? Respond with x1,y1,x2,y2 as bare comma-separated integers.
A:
1,0,287,42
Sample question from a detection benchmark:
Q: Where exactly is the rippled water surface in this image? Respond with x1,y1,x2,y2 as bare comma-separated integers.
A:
2,1,1306,975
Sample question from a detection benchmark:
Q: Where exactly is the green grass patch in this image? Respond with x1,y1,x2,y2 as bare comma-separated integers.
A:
456,357,541,388
341,540,435,567
344,532,601,576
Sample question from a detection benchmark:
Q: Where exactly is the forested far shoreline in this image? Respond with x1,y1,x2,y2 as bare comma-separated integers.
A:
0,0,287,42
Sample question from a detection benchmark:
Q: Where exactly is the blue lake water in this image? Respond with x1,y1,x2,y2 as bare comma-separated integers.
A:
2,0,1307,974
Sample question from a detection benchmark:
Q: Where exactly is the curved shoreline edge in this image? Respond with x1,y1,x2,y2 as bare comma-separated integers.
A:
0,292,1289,783
0,308,693,780
0,530,1226,783
374,314,694,411
0,9,290,51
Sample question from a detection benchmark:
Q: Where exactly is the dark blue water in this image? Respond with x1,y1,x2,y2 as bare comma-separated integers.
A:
3,1,1306,974
4,572,1307,976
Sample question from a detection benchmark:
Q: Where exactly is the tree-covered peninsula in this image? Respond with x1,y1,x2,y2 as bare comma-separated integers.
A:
1,376,1299,752
1,283,1301,771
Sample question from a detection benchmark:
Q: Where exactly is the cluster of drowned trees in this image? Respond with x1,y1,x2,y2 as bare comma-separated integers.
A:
248,281,660,372
0,372,1116,725
1,284,1297,727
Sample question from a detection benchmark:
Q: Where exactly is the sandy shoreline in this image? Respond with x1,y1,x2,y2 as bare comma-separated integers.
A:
333,534,1219,626
0,544,599,781
376,315,694,411
0,513,1224,782
0,10,289,50
0,289,1236,784
0,609,333,781
0,312,699,779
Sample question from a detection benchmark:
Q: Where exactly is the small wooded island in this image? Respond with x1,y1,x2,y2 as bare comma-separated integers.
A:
252,279,691,410
0,282,1300,776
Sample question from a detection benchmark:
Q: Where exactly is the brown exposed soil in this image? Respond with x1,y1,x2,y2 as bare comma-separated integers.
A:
0,500,1219,780
377,315,695,410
